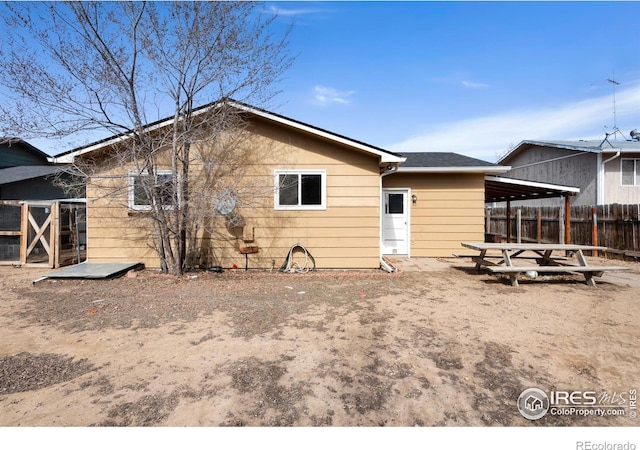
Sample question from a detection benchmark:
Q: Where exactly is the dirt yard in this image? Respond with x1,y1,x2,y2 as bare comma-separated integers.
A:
0,257,639,427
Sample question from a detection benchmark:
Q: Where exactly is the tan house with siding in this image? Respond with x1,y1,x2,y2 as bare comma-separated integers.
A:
53,101,508,271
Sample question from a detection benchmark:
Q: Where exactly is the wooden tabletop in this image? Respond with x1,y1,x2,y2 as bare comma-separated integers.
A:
461,242,608,252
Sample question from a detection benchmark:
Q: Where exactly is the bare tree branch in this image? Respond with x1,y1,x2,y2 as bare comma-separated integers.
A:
0,1,294,274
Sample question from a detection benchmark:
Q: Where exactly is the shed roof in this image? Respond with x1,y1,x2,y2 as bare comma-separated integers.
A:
0,165,64,185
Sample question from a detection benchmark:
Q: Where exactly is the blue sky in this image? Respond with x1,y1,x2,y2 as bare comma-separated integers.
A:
267,1,640,162
16,1,640,162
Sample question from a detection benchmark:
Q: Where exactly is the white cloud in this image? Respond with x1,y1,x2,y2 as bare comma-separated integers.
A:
314,85,356,106
389,82,640,163
462,80,489,89
265,5,324,16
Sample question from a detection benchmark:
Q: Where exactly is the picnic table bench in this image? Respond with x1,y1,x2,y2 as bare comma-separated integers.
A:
458,242,630,287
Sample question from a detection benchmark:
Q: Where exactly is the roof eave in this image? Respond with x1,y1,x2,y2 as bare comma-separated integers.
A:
53,100,405,164
499,140,606,164
228,101,405,163
601,147,640,153
396,165,511,174
486,174,581,194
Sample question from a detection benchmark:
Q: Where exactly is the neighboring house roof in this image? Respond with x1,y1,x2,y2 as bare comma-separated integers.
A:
397,152,510,174
0,165,64,185
499,138,640,164
52,99,406,165
1,137,53,167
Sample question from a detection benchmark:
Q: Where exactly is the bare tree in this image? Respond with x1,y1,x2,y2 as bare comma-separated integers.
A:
0,1,293,274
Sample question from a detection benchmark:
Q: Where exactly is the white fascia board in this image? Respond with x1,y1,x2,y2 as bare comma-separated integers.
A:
486,175,581,194
498,140,600,164
54,105,219,164
230,102,405,164
53,133,132,163
397,165,511,174
54,101,405,165
497,140,527,164
524,141,600,153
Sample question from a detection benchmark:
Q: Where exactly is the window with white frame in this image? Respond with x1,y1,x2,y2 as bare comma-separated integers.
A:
128,170,175,210
621,159,640,186
274,170,326,210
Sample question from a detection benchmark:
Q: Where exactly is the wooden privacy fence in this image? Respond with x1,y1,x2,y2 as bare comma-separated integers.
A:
0,200,87,268
486,204,640,257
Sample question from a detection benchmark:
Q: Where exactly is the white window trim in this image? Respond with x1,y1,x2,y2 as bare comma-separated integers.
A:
274,169,327,210
128,170,176,211
621,158,640,187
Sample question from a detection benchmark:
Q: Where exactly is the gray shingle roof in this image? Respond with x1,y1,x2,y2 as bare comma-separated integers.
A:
399,152,496,168
0,165,64,185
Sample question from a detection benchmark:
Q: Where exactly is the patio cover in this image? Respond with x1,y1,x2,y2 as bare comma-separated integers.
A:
484,175,580,243
485,175,580,203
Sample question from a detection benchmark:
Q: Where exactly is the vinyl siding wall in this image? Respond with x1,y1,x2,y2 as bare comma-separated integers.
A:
84,118,382,269
603,152,640,204
502,146,597,206
383,172,485,256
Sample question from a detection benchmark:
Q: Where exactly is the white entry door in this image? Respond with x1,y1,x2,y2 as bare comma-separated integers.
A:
382,189,409,255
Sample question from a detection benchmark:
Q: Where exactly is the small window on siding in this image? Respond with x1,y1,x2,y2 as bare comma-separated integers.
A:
274,170,326,210
621,159,640,186
128,170,175,210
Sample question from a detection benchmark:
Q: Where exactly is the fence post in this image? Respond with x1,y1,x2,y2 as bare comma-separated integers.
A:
564,195,571,244
486,208,491,234
19,202,28,263
51,201,59,268
591,206,598,257
537,208,542,243
506,200,511,243
559,208,565,244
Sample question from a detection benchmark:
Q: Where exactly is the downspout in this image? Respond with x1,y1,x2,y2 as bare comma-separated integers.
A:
598,150,621,205
379,165,398,272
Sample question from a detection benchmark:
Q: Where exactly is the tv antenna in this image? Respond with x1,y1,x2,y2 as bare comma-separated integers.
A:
606,77,620,138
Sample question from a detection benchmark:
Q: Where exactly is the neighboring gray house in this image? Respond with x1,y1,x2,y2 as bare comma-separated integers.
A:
498,137,640,206
0,138,71,200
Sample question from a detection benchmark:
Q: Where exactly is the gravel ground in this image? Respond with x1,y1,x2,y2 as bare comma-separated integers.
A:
0,261,639,427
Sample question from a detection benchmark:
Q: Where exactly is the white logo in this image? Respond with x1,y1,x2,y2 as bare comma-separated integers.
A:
518,387,550,420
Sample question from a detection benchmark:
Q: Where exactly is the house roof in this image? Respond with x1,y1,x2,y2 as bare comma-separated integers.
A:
0,165,64,185
499,138,640,164
397,152,510,174
52,99,406,165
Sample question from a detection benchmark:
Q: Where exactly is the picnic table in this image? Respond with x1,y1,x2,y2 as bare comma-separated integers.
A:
458,242,630,286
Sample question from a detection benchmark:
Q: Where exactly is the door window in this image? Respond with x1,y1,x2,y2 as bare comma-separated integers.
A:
387,193,404,214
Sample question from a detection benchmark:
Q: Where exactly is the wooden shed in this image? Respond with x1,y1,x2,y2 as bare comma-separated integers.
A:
0,199,86,268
